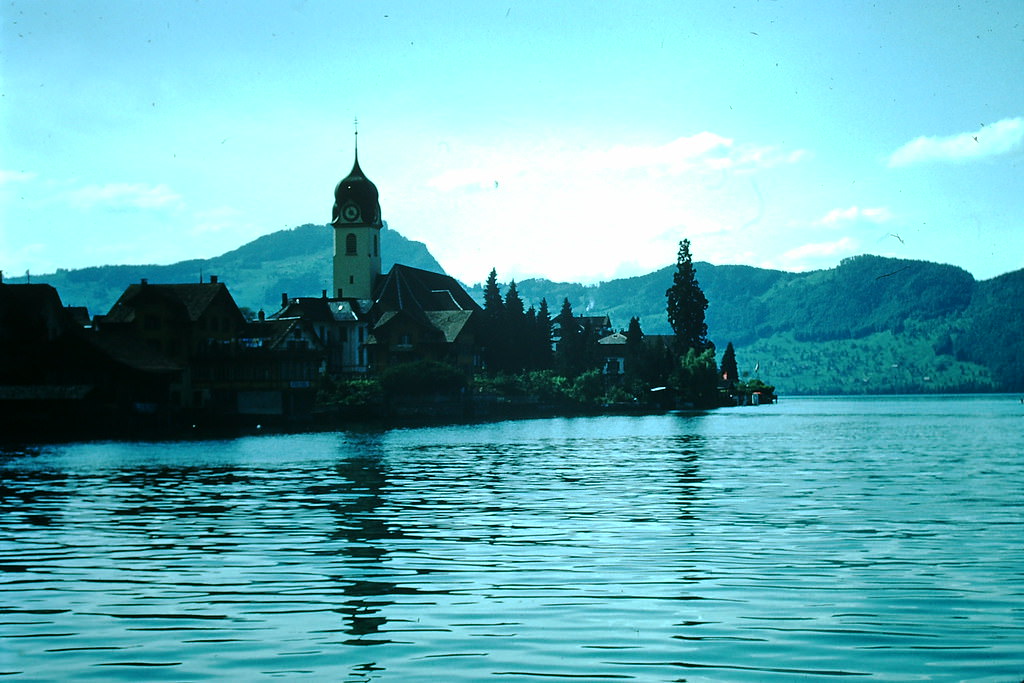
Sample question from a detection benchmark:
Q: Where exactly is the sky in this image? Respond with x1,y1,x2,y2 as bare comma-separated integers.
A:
2,1,1022,288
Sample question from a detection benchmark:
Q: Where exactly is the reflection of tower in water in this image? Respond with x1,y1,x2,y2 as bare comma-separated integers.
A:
672,434,705,522
327,441,402,649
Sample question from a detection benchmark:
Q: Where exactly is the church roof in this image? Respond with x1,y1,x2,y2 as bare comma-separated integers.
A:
371,264,480,319
368,264,480,340
331,151,382,227
424,310,475,343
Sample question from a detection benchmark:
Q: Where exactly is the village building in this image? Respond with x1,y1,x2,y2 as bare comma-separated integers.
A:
1,282,178,435
325,139,482,373
597,331,629,378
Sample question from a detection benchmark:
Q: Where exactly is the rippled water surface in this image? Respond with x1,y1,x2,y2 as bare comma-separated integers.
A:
2,396,1023,681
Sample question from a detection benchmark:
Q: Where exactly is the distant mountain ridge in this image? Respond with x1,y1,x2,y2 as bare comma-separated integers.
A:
6,224,1021,393
9,223,443,317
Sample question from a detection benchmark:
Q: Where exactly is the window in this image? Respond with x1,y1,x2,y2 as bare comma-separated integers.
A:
345,233,357,255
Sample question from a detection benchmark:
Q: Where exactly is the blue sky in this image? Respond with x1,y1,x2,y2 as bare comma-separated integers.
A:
2,1,1022,287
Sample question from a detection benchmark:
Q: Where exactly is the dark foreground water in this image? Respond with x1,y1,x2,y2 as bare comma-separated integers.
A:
2,395,1022,682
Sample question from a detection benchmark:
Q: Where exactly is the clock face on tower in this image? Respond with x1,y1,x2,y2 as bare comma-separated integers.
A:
342,203,360,222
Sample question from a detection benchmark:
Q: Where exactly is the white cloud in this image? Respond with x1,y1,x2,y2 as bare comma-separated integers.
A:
425,133,807,193
888,117,1024,167
817,205,893,225
0,170,38,184
66,182,182,209
779,237,858,268
597,132,733,174
595,134,805,176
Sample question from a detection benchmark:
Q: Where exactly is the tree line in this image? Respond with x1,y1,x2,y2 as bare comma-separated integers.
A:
320,239,772,411
466,239,766,408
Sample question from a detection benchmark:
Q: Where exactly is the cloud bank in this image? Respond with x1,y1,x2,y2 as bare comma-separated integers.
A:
66,183,182,210
817,206,893,225
888,117,1024,167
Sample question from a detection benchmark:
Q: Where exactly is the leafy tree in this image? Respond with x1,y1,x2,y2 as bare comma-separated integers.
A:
379,360,467,396
672,347,721,407
666,239,710,353
720,341,739,385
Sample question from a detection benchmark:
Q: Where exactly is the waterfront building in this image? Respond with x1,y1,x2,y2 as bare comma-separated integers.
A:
328,141,482,373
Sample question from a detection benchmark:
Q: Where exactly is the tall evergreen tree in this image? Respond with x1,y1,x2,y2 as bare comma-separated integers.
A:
504,280,528,370
481,268,505,372
625,316,644,345
483,268,504,317
532,298,553,370
720,341,739,385
555,297,584,377
666,239,710,353
504,280,525,318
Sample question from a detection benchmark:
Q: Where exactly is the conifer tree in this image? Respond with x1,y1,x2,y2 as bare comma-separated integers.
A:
481,268,505,372
666,239,710,353
532,298,553,370
504,280,525,319
555,298,584,377
625,316,644,345
504,281,527,370
720,341,739,385
483,268,504,317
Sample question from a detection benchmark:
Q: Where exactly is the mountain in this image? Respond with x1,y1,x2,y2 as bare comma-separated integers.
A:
6,225,1021,393
9,223,442,316
468,255,1020,394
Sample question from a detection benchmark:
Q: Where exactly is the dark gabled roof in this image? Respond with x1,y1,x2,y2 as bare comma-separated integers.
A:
272,297,365,324
242,318,326,351
371,264,481,323
0,284,74,342
103,283,238,323
272,297,336,323
598,332,628,346
66,306,91,327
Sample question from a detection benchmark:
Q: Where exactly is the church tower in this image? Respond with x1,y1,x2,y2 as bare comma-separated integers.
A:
330,132,382,300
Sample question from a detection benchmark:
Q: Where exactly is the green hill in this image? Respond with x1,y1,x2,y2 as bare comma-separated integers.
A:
470,255,1017,393
14,224,441,317
7,226,1020,393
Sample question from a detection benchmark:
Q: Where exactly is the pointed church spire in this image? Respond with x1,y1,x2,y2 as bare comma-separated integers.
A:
350,116,363,176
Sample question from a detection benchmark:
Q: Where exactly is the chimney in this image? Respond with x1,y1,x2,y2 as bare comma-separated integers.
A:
281,292,288,308
258,309,265,322
141,278,148,285
322,289,327,299
210,275,218,284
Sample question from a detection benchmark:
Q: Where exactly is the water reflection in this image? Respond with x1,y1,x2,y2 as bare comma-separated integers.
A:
1,403,1022,681
328,436,399,656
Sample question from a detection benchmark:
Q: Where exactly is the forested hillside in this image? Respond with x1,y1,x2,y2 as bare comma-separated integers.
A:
12,224,441,317
8,224,1021,393
474,255,1018,393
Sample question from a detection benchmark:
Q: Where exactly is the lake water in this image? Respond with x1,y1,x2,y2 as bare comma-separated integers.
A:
2,395,1022,681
